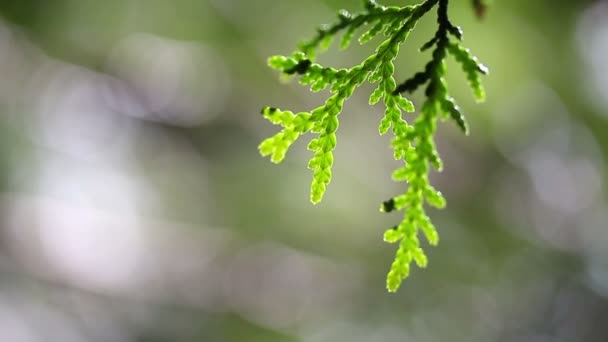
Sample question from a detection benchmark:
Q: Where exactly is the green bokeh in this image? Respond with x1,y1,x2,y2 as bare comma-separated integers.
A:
0,1,606,341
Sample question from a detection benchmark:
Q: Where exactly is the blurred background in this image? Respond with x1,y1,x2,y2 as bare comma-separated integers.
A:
0,0,607,341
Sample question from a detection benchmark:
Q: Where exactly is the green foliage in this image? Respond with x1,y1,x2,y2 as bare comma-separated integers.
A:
259,0,487,292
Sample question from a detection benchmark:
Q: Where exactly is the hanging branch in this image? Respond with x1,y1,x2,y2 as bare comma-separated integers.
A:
259,0,488,292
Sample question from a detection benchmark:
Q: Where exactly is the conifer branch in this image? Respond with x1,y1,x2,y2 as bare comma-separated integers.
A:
259,0,488,292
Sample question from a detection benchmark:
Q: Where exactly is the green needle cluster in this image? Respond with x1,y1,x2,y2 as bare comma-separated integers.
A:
259,0,488,292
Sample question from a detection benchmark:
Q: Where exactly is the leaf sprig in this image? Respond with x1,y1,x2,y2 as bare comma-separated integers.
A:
259,0,488,292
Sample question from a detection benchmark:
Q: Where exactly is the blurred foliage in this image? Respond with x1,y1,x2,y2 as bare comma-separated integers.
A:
0,0,607,341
